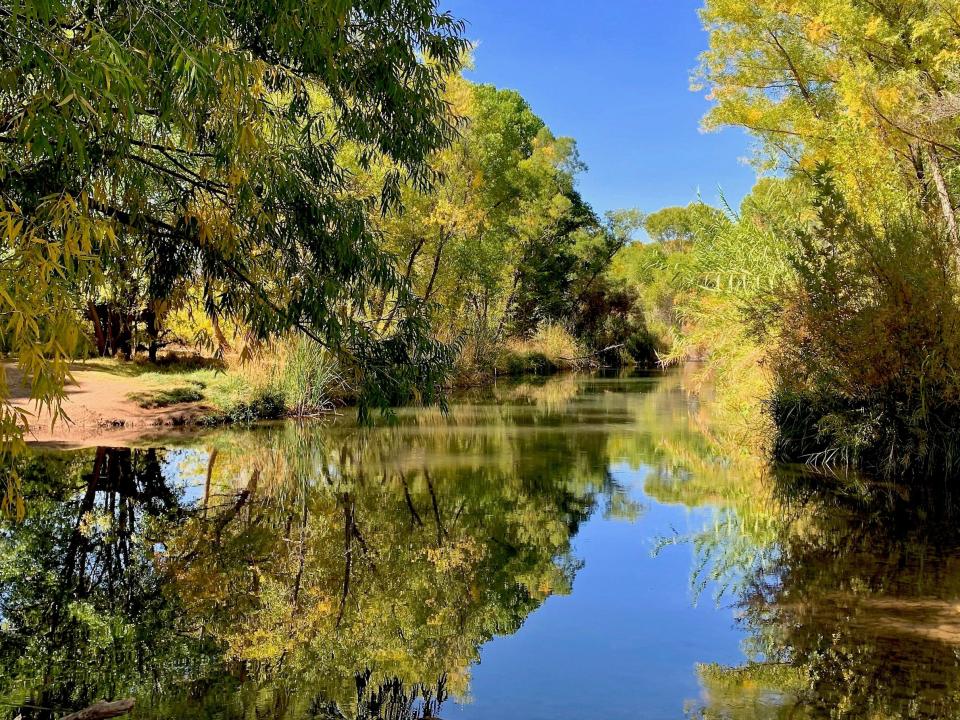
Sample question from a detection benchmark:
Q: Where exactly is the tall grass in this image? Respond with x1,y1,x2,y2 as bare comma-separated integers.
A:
236,335,342,418
659,180,807,457
273,335,342,416
498,322,586,375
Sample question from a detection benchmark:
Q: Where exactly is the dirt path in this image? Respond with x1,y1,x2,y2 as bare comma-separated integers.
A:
9,363,208,447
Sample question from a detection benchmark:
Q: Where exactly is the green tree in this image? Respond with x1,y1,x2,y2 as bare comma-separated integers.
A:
2,0,469,465
643,204,724,247
372,76,607,364
696,0,960,238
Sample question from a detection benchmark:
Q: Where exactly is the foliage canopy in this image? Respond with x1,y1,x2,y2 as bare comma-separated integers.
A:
1,0,470,459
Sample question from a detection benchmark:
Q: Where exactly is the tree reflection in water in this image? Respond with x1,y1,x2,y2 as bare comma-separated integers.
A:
8,372,960,719
0,397,638,719
686,469,960,719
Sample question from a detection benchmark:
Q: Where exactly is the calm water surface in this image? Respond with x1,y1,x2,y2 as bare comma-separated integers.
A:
5,372,960,718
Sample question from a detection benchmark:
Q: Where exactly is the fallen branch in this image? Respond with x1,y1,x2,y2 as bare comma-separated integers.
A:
61,699,135,720
558,344,625,362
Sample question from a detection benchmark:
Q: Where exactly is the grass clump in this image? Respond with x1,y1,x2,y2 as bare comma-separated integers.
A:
202,336,341,422
272,335,342,415
198,334,342,423
497,323,585,376
128,384,205,409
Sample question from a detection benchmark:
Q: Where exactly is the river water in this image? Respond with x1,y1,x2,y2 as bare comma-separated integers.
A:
4,371,960,718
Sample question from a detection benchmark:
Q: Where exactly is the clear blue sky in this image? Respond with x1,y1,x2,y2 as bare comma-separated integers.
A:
441,0,757,217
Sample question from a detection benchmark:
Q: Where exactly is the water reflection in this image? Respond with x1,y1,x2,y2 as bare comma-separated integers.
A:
4,373,960,719
0,376,643,719
684,470,960,719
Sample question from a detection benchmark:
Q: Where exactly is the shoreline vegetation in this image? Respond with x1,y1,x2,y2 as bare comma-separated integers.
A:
1,0,662,469
13,332,645,447
8,0,960,485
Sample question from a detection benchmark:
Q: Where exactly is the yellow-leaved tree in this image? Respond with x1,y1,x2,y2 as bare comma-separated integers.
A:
697,0,960,235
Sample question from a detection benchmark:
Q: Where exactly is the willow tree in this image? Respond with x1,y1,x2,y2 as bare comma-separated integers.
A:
0,0,468,470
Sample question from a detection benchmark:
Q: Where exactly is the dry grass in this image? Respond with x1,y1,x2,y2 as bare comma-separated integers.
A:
499,323,586,375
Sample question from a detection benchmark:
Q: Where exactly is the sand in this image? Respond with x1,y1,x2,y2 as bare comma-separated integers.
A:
8,363,208,448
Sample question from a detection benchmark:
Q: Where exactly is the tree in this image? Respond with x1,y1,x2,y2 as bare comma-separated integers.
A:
507,189,598,337
643,203,725,246
372,77,594,359
693,2,960,477
1,0,469,466
696,0,960,239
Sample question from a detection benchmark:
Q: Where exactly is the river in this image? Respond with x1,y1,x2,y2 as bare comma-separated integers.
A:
3,371,959,719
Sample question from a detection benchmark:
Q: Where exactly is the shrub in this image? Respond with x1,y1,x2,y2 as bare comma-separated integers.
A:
625,327,661,366
528,323,583,365
770,180,960,479
496,350,559,377
200,386,287,426
225,387,288,423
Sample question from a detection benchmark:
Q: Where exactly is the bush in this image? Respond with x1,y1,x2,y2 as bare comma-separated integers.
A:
200,386,287,426
625,327,661,366
497,350,559,376
225,388,288,423
770,181,960,479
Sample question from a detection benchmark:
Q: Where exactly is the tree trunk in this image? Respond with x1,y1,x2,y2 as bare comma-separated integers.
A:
494,269,522,341
143,299,167,363
927,144,960,247
422,230,449,304
383,230,448,333
378,236,426,322
87,301,107,356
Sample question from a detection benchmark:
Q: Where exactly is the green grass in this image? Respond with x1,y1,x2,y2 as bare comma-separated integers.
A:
126,365,279,421
128,384,205,409
73,354,227,378
113,341,340,424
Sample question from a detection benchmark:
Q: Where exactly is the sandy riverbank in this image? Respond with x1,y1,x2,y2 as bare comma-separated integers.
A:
9,362,211,448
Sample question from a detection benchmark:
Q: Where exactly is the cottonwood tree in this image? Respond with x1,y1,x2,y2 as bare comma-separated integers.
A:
374,77,597,355
697,0,960,241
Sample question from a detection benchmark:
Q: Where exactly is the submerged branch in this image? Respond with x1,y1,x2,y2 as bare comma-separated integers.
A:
60,699,135,720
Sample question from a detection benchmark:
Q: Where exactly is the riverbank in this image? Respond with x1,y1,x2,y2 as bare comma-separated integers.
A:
11,353,621,448
10,360,235,447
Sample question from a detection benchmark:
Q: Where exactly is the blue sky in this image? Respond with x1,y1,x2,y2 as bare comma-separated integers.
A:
441,0,757,217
